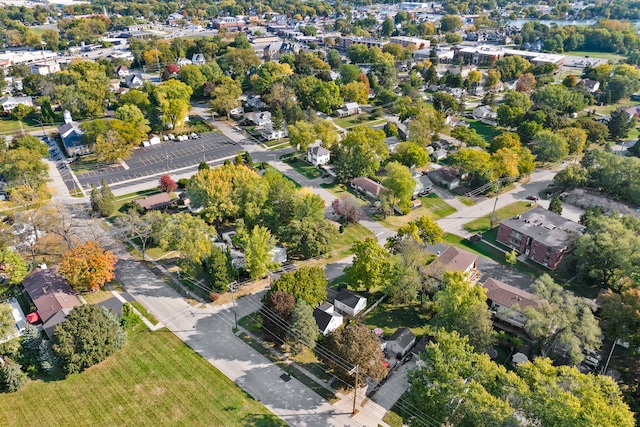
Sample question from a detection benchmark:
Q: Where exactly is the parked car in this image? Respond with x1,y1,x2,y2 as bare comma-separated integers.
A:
526,195,539,202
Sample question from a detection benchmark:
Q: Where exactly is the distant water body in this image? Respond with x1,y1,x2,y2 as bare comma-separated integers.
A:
425,13,640,28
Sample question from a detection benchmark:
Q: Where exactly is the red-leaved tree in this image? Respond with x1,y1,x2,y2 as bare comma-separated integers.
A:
159,175,177,192
331,195,362,224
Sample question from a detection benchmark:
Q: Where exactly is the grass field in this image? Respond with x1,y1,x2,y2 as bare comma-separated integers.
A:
300,223,375,268
588,98,639,116
365,302,432,337
334,114,387,129
466,119,499,142
283,157,323,179
375,193,456,231
463,201,534,234
564,51,625,61
0,327,283,427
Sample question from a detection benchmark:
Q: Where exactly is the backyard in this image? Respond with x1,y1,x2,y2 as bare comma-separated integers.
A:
466,118,499,142
334,113,387,130
365,302,433,337
0,327,283,427
282,156,323,180
374,193,457,230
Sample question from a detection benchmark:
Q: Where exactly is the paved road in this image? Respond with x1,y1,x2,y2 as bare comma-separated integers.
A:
75,133,239,188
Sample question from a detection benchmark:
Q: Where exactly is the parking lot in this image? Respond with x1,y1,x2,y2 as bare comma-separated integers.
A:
76,132,239,188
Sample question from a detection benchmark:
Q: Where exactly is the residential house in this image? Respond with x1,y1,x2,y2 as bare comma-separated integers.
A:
0,96,33,112
581,78,600,93
134,192,173,211
22,267,82,339
472,105,497,123
191,53,206,65
334,289,367,316
244,95,267,111
496,206,585,270
483,277,541,329
314,303,343,336
427,167,461,190
166,12,185,26
385,136,400,153
387,328,416,358
30,62,60,76
349,177,384,199
176,58,193,67
431,149,448,161
124,74,143,88
340,36,388,50
413,173,433,197
307,145,331,166
335,102,361,118
58,110,89,157
114,65,129,77
243,111,272,126
429,245,480,283
259,125,287,141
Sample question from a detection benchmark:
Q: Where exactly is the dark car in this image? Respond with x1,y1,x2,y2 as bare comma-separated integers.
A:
526,195,539,202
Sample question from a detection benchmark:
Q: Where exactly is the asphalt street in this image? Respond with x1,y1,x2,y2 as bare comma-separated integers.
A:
75,133,239,188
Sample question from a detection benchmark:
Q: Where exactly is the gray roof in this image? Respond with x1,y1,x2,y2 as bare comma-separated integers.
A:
500,206,585,249
335,289,365,309
313,307,334,332
309,145,330,156
389,327,415,349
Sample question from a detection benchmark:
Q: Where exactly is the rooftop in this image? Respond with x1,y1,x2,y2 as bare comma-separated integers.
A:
483,277,541,312
335,289,365,309
22,268,81,325
500,206,585,249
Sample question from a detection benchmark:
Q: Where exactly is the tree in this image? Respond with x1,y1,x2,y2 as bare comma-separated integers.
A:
325,323,387,385
558,127,587,155
484,69,501,89
261,290,295,343
432,272,495,351
204,246,235,293
0,359,27,392
253,62,293,95
505,249,517,269
327,49,341,69
59,241,117,292
238,225,277,279
53,305,125,376
271,267,328,308
532,84,587,114
155,79,193,129
114,209,164,261
159,175,177,192
629,139,640,157
392,215,444,248
288,120,316,151
450,148,494,187
548,195,563,214
93,127,131,163
12,134,48,157
532,130,569,163
576,117,609,144
607,109,636,140
432,91,459,114
178,64,206,94
331,195,362,224
382,162,415,213
334,127,388,183
287,300,317,353
0,302,16,342
114,104,150,138
495,56,532,80
157,213,216,272
524,274,601,364
515,72,536,93
0,249,29,287
440,15,463,32
209,76,242,120
346,238,392,292
341,81,369,104
90,180,115,217
451,126,487,149
574,215,639,289
394,141,430,167
280,218,336,259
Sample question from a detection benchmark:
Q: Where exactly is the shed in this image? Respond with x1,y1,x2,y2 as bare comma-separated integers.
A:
387,327,416,357
313,304,343,336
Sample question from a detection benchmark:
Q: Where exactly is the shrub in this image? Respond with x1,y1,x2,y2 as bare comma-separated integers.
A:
0,359,27,392
177,178,189,189
120,303,141,330
209,292,221,302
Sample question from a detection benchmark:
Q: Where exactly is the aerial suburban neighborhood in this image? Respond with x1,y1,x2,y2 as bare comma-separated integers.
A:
1,0,640,425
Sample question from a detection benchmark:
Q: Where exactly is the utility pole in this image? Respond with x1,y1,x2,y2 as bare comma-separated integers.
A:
229,281,238,330
351,364,359,415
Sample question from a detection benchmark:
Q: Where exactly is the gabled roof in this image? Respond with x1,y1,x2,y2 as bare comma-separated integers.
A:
134,192,172,210
22,268,81,326
432,246,479,276
350,177,383,197
388,327,415,349
313,307,342,333
308,145,330,156
483,277,541,312
335,289,365,309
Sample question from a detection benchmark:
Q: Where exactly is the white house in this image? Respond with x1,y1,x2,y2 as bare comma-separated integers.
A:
472,105,497,123
243,111,272,127
260,126,287,141
192,53,206,65
335,102,361,118
413,173,433,197
124,74,143,88
114,65,129,77
334,289,367,316
314,303,343,336
0,96,33,112
483,277,541,329
176,58,193,66
307,145,331,166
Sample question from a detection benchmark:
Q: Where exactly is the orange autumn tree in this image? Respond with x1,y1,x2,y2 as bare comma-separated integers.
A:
59,241,117,292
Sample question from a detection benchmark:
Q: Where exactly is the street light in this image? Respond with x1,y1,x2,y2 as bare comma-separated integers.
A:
229,281,238,330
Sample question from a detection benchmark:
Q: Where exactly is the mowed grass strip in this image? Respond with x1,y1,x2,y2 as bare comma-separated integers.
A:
463,201,535,234
0,327,284,427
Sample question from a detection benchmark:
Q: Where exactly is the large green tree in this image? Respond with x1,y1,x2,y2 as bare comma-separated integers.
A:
382,161,415,213
157,213,216,272
334,127,388,183
287,300,318,353
155,79,193,129
280,218,336,259
271,267,327,308
346,238,392,292
431,272,495,351
532,130,569,163
607,109,636,140
237,225,278,279
523,274,601,365
0,248,29,287
53,304,125,376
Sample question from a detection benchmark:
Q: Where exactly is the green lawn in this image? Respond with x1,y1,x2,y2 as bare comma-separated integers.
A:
375,193,457,231
70,154,105,174
334,114,386,129
283,157,323,179
365,302,432,337
302,223,375,268
588,99,639,116
466,119,499,141
463,201,535,234
564,51,625,61
456,195,476,206
319,182,369,206
0,327,283,427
